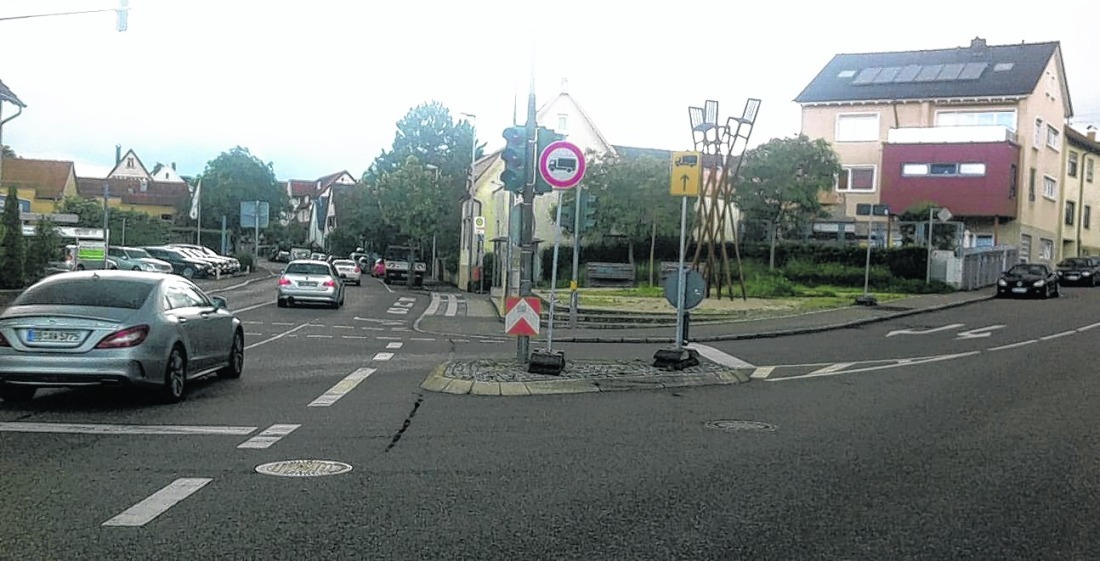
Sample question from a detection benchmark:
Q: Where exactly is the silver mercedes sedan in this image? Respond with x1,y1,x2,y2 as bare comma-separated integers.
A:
0,271,243,404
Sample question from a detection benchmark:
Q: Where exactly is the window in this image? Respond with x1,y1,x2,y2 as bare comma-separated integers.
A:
126,157,135,169
1047,125,1061,150
959,163,986,175
835,113,880,142
15,278,155,309
1066,201,1076,226
1086,205,1093,229
994,62,1014,72
935,110,1017,130
837,70,856,78
1020,234,1032,260
1043,175,1057,199
1010,164,1018,198
836,166,876,192
975,234,995,248
1034,119,1044,147
1040,238,1054,260
930,163,957,175
902,164,929,176
1088,158,1094,183
1068,151,1079,177
1028,168,1036,201
557,114,568,132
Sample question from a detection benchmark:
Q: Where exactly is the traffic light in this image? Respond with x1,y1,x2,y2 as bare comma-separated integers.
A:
500,126,527,192
582,193,598,230
534,126,565,194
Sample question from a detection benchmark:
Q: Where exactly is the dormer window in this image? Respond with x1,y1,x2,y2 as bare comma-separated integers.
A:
126,157,135,169
557,114,568,132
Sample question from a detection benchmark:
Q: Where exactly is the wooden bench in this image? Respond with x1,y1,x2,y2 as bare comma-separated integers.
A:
585,262,635,288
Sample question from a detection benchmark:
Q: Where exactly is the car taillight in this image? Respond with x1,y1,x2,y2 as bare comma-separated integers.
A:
96,325,150,349
323,279,336,287
0,332,9,347
278,277,291,286
354,266,361,273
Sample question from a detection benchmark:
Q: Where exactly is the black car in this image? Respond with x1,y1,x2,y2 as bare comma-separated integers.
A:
996,263,1060,298
1055,257,1100,286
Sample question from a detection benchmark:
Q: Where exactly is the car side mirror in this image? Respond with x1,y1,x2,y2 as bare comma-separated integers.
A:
211,296,228,309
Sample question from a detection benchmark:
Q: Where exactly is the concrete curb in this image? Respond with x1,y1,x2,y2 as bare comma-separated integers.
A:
420,361,750,397
553,293,996,344
204,269,277,294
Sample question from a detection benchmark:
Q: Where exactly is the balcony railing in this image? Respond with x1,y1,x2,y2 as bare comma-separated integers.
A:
887,125,1016,145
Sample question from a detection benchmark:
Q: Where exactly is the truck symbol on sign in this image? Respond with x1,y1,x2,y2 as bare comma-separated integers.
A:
549,157,577,173
675,154,698,167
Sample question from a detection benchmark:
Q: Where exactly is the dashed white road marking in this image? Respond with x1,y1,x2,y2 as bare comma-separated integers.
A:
245,332,262,337
750,366,775,379
771,353,979,382
689,344,756,369
386,342,403,349
1040,330,1076,341
342,336,368,340
445,294,459,317
807,362,854,375
233,302,272,314
237,424,300,449
1078,322,1100,332
361,327,383,331
102,478,213,527
307,335,333,339
373,352,395,361
243,321,263,325
411,337,436,342
246,322,313,350
272,322,294,326
0,422,256,435
309,368,376,407
988,339,1038,352
377,336,402,341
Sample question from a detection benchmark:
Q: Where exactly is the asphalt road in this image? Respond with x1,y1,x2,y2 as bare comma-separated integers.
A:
2,277,1099,560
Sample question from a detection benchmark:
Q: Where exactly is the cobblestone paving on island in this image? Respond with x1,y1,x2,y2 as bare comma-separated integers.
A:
444,358,741,383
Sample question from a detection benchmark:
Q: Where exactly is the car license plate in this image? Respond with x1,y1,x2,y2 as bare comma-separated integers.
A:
1067,275,1079,281
1011,287,1028,293
28,329,82,343
299,281,317,287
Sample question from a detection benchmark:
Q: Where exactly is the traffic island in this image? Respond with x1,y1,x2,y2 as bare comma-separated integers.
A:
421,358,751,396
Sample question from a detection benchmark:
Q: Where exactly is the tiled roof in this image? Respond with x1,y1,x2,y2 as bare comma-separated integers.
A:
1066,125,1100,152
474,149,502,183
0,79,26,107
1,157,74,199
285,179,318,197
795,38,1063,105
76,176,190,208
317,170,353,190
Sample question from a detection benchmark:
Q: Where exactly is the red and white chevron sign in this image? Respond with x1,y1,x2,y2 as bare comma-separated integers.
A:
505,297,541,336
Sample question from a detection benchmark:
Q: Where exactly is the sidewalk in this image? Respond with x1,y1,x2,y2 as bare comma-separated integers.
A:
414,288,997,344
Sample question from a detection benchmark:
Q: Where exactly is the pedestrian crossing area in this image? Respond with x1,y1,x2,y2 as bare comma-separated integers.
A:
422,292,469,317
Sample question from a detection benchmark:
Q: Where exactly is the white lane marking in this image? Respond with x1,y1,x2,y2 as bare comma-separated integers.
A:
955,325,1006,340
1040,330,1076,341
394,302,414,308
750,366,775,379
1078,322,1100,332
886,323,966,337
237,424,300,449
233,302,272,314
245,322,314,350
424,293,442,316
361,327,383,331
771,353,979,381
386,342,403,349
988,339,1038,351
333,325,354,330
342,336,369,340
689,344,756,369
244,332,263,336
103,478,213,527
377,336,402,341
398,296,416,302
243,321,263,325
0,422,256,436
378,279,395,293
387,308,409,315
445,294,459,317
308,368,376,407
411,337,435,341
807,362,854,375
307,335,333,339
272,322,294,326
373,352,394,361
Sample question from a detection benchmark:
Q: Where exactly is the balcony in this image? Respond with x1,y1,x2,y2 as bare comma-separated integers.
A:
880,140,1020,218
888,125,1017,145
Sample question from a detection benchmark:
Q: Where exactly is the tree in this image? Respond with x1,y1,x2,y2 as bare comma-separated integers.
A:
374,156,451,285
733,135,843,269
581,150,678,284
25,218,61,282
197,147,288,237
57,195,105,227
1,145,16,159
0,186,25,288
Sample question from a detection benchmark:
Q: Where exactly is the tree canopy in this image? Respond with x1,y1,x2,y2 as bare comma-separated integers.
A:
196,146,288,234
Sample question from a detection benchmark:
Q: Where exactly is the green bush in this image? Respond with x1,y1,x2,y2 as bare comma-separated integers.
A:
885,278,955,294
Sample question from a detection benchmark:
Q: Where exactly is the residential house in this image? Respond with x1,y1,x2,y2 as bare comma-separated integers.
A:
75,148,191,220
281,170,357,248
0,157,78,213
796,37,1073,263
1060,126,1100,257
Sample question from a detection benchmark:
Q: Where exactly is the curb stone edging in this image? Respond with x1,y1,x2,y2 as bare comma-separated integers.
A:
419,360,751,397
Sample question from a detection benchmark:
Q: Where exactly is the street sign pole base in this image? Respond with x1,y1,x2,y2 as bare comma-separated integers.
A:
854,294,878,306
652,348,700,371
528,349,566,375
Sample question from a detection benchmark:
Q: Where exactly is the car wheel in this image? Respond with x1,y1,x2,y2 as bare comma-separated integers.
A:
159,346,187,404
0,385,36,402
218,331,244,380
76,264,85,271
277,298,287,308
182,267,195,279
1053,284,1061,298
132,266,142,271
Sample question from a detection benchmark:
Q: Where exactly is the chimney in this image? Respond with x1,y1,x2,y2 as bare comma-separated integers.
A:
1088,126,1097,142
115,144,122,164
970,37,987,50
171,162,176,171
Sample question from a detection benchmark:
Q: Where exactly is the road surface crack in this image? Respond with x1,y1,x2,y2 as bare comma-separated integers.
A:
385,393,424,453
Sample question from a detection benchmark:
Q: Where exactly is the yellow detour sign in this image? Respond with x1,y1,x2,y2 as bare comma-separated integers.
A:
670,151,702,196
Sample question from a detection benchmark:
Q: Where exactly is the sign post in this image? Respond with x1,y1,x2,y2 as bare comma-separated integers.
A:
654,151,703,370
926,206,952,284
856,203,889,305
529,140,586,375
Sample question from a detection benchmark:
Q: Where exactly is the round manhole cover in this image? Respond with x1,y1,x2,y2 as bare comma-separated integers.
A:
705,420,777,432
255,459,353,477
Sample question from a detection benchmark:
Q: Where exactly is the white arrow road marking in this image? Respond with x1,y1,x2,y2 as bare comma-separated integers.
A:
309,368,376,407
237,424,300,449
886,323,965,337
102,478,213,527
688,344,755,369
955,325,1006,340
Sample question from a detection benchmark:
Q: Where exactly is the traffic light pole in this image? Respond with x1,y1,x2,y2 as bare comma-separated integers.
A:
517,67,538,364
569,186,582,328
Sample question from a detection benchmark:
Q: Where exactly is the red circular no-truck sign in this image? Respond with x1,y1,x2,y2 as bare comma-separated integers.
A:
538,140,586,189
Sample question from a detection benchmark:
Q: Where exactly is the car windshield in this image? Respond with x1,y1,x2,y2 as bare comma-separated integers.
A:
14,278,155,309
1058,258,1090,268
126,248,152,259
1008,265,1046,276
333,260,355,267
285,263,332,276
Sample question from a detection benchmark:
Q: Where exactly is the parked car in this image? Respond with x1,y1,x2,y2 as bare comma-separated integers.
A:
170,244,241,275
107,246,173,273
142,246,213,279
996,263,1060,298
277,260,345,309
0,271,243,404
1055,257,1100,286
332,259,362,286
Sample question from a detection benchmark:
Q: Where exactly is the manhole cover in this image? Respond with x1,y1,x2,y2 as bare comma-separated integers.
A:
255,459,353,477
705,420,777,432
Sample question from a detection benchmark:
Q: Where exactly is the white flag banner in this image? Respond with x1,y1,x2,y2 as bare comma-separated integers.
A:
188,180,202,220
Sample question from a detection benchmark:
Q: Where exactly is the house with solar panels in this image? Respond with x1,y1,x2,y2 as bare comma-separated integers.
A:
796,37,1073,264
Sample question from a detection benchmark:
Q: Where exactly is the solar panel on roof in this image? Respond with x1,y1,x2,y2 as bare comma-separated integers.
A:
894,65,921,83
937,63,965,81
852,68,882,85
958,62,988,80
915,64,943,81
873,67,901,83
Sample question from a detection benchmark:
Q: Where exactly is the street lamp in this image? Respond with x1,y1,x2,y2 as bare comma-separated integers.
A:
460,112,479,292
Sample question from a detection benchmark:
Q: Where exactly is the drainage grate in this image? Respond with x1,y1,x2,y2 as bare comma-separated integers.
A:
255,459,353,477
704,420,777,432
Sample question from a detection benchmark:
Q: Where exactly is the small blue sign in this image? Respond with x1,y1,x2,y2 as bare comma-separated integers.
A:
240,201,270,228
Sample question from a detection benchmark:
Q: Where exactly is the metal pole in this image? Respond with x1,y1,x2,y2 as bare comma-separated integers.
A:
478,234,485,294
674,196,688,351
863,216,874,296
569,185,583,328
254,200,260,257
432,234,438,282
196,186,201,245
517,47,537,364
221,215,227,255
102,183,109,268
925,206,934,284
546,190,565,351
121,217,126,246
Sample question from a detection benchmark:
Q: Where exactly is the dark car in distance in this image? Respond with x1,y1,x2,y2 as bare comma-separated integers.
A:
1055,257,1100,286
996,263,1060,299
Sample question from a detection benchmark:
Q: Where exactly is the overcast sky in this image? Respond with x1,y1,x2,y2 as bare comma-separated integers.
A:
2,0,1099,181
